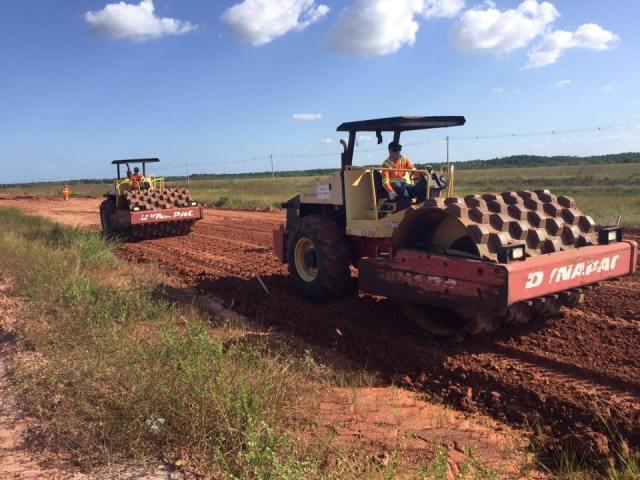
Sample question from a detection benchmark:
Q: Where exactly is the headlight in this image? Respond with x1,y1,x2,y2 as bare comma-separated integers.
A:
497,244,526,263
598,227,622,245
191,201,198,206
133,207,140,211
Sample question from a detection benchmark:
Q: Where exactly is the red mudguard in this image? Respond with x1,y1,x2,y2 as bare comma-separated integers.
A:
358,240,637,308
273,226,288,264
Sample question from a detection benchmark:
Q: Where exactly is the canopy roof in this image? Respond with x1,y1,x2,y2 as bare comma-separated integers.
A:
111,158,160,165
337,116,465,132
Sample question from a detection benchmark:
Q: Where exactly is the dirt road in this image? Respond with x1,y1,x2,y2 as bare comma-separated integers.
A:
2,196,639,455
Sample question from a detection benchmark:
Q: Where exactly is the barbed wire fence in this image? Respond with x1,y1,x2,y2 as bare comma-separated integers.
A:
3,123,639,186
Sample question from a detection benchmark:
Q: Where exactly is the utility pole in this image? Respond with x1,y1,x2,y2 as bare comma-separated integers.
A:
186,163,190,185
446,135,450,171
270,154,275,181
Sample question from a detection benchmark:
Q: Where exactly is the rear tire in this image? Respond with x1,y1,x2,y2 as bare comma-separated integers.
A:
100,199,118,239
287,215,351,300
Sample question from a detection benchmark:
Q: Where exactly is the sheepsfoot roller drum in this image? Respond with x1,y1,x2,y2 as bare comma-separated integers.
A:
272,116,639,338
100,158,204,241
359,191,638,336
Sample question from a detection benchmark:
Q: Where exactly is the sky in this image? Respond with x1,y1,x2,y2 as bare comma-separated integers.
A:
1,0,639,183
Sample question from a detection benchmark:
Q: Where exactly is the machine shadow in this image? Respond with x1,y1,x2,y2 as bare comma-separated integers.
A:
159,271,640,453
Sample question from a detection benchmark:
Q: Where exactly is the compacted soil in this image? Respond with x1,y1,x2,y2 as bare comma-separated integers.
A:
2,195,639,466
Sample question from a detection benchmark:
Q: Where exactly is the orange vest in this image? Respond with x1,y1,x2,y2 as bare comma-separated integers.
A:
381,156,417,192
129,174,144,189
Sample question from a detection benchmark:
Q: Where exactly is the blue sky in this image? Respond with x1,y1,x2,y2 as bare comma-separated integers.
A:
1,0,639,183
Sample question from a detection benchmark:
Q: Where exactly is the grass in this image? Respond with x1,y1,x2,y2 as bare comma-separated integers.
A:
0,208,314,478
529,397,640,480
417,446,501,480
2,162,639,227
187,176,323,210
537,446,640,480
0,207,509,479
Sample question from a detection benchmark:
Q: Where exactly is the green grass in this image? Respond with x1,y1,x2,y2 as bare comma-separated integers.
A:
3,162,639,226
536,447,640,480
186,175,323,210
0,208,317,478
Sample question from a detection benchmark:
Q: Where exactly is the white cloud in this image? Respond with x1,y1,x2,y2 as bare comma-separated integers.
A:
222,0,329,46
358,134,374,142
601,85,614,92
450,0,558,53
554,79,571,88
318,137,334,144
424,0,465,19
526,23,619,68
292,113,323,121
85,0,195,41
328,0,425,56
492,86,505,94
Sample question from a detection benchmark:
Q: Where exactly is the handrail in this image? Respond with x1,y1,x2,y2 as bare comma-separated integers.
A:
347,166,430,175
357,169,434,216
447,165,455,198
347,165,454,216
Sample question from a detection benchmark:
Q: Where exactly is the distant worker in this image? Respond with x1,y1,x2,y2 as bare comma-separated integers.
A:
131,166,144,183
62,185,70,201
381,141,427,210
129,167,144,190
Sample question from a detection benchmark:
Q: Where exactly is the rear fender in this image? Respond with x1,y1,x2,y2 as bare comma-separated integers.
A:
273,225,288,264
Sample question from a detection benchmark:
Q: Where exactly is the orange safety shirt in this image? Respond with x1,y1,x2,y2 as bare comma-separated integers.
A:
381,156,419,192
129,174,144,189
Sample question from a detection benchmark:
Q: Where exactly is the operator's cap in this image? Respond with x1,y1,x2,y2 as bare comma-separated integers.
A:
388,141,402,152
133,167,140,172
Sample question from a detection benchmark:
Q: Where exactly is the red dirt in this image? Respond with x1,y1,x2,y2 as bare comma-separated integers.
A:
317,387,539,478
2,196,639,457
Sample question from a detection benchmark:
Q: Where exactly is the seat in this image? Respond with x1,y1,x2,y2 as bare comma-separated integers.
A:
427,172,447,198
